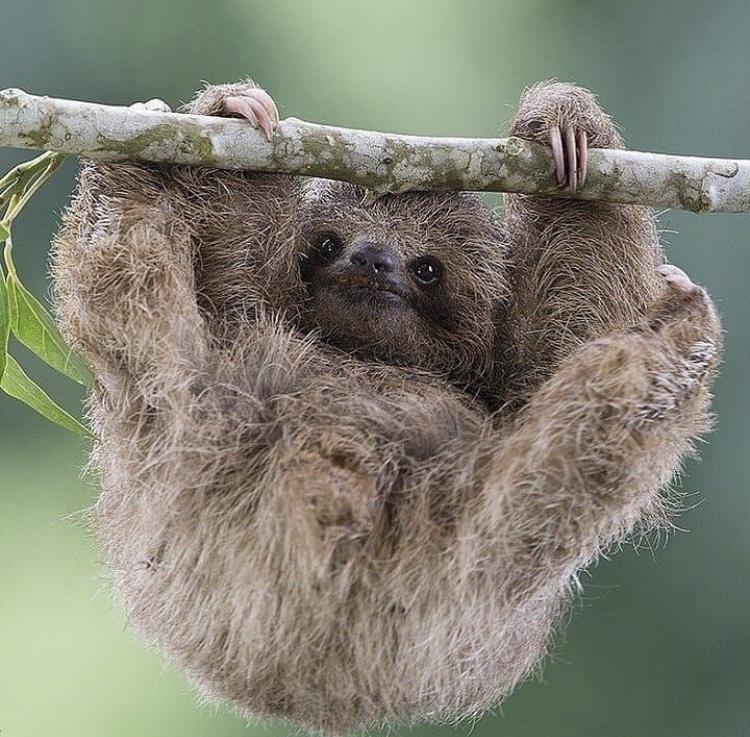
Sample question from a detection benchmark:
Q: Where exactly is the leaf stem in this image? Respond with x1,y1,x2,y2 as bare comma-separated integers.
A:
0,150,92,436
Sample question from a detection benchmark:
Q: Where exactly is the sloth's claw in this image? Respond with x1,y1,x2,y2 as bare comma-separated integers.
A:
549,126,566,187
577,129,588,188
549,125,589,192
658,263,703,297
223,89,279,141
131,98,172,113
565,125,578,192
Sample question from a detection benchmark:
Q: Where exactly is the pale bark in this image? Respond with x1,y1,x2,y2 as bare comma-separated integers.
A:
1,87,748,213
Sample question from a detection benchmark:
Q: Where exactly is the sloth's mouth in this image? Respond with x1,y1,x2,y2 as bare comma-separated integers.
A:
347,285,405,306
334,274,410,306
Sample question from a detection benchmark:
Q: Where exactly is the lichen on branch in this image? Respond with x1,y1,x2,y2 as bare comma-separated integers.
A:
1,87,749,213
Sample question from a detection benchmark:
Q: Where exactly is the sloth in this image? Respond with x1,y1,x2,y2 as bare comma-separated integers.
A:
52,80,721,734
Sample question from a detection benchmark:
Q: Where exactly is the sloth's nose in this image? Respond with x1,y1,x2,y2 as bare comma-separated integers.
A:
349,244,397,274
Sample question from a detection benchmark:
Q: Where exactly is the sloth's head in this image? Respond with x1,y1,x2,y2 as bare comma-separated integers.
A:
298,182,511,386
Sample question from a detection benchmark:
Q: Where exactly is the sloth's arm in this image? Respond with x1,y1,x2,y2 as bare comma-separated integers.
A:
476,269,721,594
52,159,212,398
52,82,297,400
503,82,664,387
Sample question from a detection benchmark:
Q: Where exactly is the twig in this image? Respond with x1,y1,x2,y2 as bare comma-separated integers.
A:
1,87,749,213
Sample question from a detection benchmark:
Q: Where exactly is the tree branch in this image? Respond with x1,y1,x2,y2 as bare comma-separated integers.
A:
1,87,748,213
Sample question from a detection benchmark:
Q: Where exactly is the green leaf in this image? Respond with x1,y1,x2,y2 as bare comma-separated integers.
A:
1,152,66,221
6,272,94,389
0,355,93,438
0,270,9,381
0,222,9,241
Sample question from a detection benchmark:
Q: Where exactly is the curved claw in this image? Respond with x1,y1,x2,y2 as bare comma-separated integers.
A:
549,125,589,192
131,98,172,113
565,126,578,192
577,129,588,188
247,88,280,129
223,90,279,141
549,126,566,187
658,263,702,296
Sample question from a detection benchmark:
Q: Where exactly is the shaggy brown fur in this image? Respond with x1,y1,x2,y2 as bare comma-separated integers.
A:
52,80,721,734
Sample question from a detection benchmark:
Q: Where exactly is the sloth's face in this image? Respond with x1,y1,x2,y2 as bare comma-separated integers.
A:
299,229,456,367
296,182,510,381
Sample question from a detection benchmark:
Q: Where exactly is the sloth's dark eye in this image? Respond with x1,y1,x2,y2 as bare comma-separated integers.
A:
315,234,344,263
410,257,442,287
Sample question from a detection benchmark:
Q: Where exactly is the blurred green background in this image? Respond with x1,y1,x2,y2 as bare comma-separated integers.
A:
1,2,748,736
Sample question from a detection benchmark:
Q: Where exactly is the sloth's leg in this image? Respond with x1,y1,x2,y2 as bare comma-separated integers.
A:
476,265,721,595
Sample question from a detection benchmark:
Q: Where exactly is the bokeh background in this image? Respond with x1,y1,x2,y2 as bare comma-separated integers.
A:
1,2,748,736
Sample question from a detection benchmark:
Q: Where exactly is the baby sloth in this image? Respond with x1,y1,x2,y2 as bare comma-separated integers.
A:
52,80,721,734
